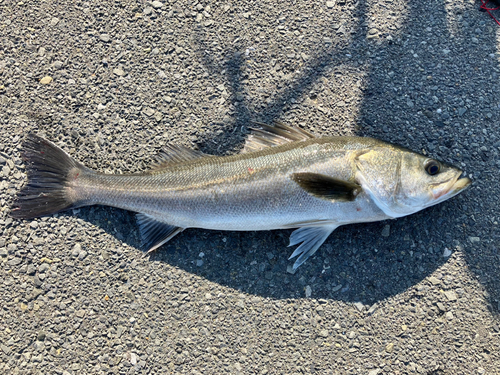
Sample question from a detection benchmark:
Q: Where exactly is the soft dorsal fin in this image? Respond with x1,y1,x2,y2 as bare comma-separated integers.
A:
291,172,362,201
136,213,184,252
241,121,316,153
151,144,208,170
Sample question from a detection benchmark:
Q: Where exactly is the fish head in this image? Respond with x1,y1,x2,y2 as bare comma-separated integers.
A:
355,146,471,218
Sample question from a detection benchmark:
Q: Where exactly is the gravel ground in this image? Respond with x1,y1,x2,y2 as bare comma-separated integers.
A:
1,0,500,374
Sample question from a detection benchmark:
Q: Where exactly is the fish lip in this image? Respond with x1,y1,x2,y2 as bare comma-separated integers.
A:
431,174,471,200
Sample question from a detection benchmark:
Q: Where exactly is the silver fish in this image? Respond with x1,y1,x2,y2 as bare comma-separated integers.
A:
11,123,471,269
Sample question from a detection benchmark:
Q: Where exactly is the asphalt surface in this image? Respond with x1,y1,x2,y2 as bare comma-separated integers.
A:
1,0,499,374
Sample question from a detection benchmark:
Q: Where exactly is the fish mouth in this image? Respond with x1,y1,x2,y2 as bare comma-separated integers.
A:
432,174,471,201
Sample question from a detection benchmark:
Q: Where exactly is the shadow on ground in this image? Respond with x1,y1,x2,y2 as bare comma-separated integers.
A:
51,1,500,311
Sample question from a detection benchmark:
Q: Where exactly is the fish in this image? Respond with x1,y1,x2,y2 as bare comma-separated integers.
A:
10,122,471,269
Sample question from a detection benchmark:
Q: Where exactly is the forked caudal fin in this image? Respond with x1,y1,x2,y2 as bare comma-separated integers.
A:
10,134,88,219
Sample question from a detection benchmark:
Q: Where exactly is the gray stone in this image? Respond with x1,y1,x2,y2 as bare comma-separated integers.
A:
72,244,81,257
318,329,329,338
34,275,43,287
469,236,480,243
354,302,365,311
33,341,45,352
143,108,155,117
152,1,163,8
2,165,10,176
38,263,49,273
8,257,22,266
428,276,440,285
1,344,11,355
437,302,446,312
443,248,452,258
305,285,312,298
27,264,36,274
100,34,111,43
444,290,457,301
381,224,390,237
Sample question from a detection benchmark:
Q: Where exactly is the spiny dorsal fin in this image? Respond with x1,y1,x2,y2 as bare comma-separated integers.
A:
291,172,362,201
136,213,184,252
241,121,316,153
151,144,208,170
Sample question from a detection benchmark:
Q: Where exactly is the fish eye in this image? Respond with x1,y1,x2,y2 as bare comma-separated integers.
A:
424,160,441,176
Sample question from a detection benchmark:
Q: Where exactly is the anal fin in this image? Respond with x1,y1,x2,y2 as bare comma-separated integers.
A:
288,225,337,269
136,213,184,253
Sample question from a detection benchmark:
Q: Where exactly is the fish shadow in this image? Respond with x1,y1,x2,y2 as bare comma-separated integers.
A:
55,0,500,311
77,199,466,306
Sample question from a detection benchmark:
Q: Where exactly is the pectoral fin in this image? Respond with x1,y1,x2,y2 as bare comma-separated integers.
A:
288,225,338,269
136,213,184,252
291,172,361,201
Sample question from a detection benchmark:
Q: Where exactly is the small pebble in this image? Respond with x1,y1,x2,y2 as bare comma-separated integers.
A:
305,285,312,298
38,263,49,273
318,329,329,338
354,302,365,311
428,276,440,285
443,248,452,258
469,237,480,244
8,257,22,266
100,34,111,43
444,290,457,301
40,76,53,84
72,244,82,257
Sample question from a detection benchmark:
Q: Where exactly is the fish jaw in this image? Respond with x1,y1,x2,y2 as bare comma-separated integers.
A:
430,175,471,204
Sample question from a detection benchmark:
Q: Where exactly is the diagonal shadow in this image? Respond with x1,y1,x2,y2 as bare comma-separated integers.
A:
175,1,498,310
65,1,498,309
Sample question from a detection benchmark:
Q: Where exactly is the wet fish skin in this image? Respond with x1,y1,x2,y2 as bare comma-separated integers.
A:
10,123,471,269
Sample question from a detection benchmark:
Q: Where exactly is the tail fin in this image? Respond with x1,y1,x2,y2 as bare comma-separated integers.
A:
10,134,87,219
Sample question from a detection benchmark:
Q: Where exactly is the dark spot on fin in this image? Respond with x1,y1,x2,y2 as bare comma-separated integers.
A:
241,121,315,153
150,144,208,171
288,225,338,269
291,172,361,201
136,213,184,252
